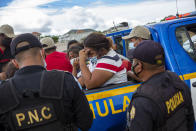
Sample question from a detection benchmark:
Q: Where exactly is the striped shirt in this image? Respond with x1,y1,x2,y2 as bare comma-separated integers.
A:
95,49,127,86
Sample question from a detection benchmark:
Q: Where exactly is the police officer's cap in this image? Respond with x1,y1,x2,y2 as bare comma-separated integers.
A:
133,40,165,65
11,33,42,57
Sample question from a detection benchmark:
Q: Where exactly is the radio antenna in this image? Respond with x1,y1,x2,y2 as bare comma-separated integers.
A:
113,21,118,31
176,0,179,18
195,0,196,10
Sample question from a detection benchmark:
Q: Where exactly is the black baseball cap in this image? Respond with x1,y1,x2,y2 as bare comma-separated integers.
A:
11,33,42,57
133,40,165,65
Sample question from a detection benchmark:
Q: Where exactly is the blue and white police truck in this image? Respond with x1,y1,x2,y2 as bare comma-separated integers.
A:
85,12,196,131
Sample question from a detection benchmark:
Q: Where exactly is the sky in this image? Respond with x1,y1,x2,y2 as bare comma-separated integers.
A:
0,0,195,35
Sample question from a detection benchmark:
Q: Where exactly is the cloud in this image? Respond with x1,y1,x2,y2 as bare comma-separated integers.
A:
89,0,195,28
50,6,106,34
0,0,59,34
14,21,52,33
0,0,194,35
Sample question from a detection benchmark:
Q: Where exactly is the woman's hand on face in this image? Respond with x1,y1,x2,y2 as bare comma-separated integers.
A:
79,49,90,62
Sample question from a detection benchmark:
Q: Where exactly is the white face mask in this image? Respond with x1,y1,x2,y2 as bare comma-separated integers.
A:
40,50,47,68
70,58,75,66
129,42,134,49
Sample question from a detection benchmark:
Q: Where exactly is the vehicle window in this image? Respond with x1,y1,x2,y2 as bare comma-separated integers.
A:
113,36,123,55
176,24,196,61
124,39,134,57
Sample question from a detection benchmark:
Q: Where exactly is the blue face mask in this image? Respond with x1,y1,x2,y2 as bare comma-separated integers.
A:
89,56,97,65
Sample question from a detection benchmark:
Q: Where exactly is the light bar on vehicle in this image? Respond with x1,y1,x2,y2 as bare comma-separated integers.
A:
165,11,195,21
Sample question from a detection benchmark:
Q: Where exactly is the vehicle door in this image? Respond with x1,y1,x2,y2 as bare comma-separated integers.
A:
169,20,196,128
85,82,140,131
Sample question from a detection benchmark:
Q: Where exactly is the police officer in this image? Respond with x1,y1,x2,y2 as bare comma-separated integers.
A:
126,40,195,131
0,33,93,131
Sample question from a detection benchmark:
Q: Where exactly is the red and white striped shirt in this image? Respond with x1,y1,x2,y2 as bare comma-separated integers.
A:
95,49,127,86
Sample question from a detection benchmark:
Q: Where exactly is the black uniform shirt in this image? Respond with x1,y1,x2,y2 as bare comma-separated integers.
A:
0,65,93,131
127,97,162,131
127,71,195,131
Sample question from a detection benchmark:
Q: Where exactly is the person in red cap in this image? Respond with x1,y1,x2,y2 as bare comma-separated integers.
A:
126,40,194,131
40,37,72,72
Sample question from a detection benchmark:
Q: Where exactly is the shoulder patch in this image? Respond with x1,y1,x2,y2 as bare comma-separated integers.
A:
130,105,136,120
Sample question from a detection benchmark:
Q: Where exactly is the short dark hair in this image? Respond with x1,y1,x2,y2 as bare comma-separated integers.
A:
68,46,83,55
15,47,40,63
15,41,41,63
67,40,79,50
83,33,110,52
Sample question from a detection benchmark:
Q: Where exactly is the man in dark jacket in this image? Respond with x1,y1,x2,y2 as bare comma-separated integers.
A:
0,33,93,131
126,40,195,131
